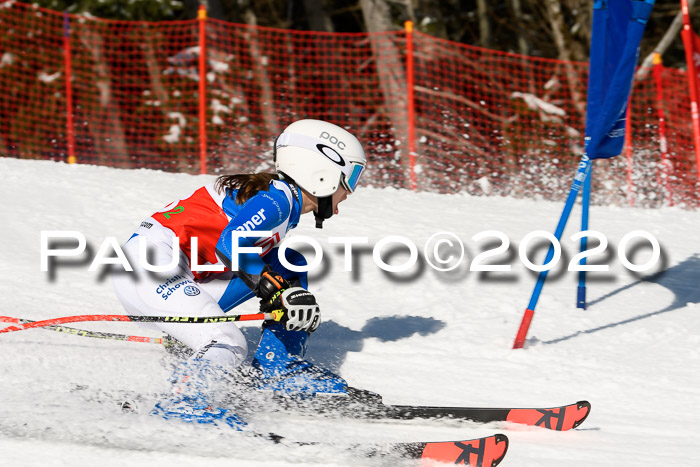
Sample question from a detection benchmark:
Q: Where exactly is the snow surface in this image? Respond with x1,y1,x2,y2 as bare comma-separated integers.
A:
1,157,699,467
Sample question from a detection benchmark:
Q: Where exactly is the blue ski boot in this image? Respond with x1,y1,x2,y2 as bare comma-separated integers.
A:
152,359,247,429
252,324,347,396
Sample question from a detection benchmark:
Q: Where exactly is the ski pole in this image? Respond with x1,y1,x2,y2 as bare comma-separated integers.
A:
6,318,165,344
0,311,281,334
3,317,192,356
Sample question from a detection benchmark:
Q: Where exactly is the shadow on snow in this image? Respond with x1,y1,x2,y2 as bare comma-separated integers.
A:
544,254,700,345
240,315,446,372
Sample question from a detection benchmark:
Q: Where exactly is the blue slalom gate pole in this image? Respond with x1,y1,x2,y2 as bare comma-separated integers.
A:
577,162,593,309
513,156,592,349
512,0,655,349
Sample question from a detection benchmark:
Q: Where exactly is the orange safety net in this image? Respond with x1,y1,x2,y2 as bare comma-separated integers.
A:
1,2,698,207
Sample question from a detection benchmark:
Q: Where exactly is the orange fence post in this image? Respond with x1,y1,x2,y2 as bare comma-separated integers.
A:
63,12,75,164
197,5,208,175
404,20,416,190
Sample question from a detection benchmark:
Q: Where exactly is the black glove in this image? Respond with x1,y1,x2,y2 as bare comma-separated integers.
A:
255,267,321,333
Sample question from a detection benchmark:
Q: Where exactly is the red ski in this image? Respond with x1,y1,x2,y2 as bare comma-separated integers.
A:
300,389,592,431
407,433,509,466
386,400,591,431
267,432,509,466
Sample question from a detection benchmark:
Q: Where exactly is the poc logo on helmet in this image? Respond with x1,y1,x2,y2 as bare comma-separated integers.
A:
320,131,346,150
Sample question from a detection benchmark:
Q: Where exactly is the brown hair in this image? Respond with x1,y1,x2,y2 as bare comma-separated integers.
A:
214,173,280,204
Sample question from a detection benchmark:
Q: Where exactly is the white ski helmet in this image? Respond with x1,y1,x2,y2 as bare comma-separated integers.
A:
274,119,367,227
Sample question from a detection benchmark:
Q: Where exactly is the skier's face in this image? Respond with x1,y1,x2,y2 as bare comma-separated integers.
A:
331,185,350,216
298,185,350,217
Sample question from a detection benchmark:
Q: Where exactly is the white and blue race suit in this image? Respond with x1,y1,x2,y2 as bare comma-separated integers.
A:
112,179,308,368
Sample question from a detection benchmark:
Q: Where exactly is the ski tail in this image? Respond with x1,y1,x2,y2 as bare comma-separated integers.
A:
395,434,509,466
506,400,591,431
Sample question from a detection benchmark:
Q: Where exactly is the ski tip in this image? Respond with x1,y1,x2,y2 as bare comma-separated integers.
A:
572,400,591,429
421,433,509,466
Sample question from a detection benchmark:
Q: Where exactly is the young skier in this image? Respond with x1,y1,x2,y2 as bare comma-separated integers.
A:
112,119,367,427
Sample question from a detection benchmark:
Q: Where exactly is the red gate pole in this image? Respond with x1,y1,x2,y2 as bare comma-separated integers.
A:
652,53,673,205
63,12,76,165
197,5,208,175
405,21,417,190
680,0,700,187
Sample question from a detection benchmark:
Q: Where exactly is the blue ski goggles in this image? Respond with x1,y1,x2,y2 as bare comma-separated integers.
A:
276,132,367,193
341,162,365,193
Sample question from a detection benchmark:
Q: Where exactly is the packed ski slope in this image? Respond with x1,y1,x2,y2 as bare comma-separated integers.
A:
1,157,699,466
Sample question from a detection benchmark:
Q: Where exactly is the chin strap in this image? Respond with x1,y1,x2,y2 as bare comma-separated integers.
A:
313,196,334,229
